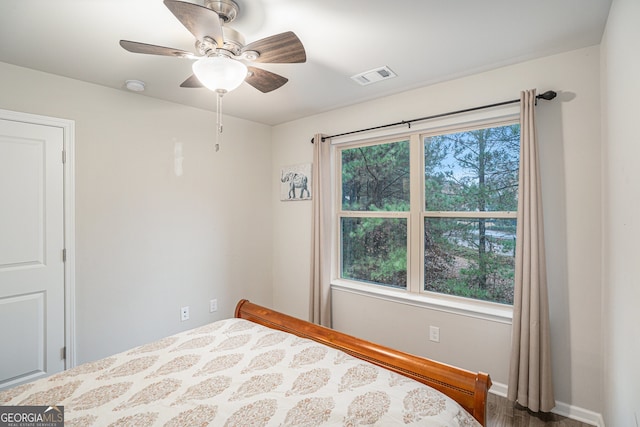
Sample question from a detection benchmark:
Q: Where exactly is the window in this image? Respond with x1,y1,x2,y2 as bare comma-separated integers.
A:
340,140,410,289
336,120,519,306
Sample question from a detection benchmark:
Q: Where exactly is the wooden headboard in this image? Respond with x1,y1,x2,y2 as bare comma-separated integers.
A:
235,299,492,426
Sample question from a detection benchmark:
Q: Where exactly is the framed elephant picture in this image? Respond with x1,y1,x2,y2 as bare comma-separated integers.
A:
280,163,312,201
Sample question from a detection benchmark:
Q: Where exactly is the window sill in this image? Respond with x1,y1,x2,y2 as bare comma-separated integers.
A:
331,280,513,324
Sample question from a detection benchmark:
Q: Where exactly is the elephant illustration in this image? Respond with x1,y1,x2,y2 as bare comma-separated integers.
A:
281,170,310,199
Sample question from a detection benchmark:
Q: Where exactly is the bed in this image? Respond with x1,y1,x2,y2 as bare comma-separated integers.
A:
0,299,491,426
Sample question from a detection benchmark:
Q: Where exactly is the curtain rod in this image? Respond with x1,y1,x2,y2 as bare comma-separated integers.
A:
311,90,557,143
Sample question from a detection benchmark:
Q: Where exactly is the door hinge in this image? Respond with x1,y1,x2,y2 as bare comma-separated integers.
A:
61,347,66,360
62,150,66,164
62,248,67,262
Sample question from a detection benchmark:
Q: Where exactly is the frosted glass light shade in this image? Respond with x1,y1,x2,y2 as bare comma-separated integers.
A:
192,56,248,93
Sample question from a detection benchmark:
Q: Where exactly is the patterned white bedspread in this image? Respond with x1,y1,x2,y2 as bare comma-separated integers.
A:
0,318,480,426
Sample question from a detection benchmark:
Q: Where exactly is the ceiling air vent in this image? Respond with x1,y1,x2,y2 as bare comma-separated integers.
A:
351,66,397,86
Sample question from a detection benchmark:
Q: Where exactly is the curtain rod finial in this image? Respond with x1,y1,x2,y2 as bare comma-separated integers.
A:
538,90,557,101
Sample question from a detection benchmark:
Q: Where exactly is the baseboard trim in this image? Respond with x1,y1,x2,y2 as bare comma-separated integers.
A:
554,400,606,427
489,381,605,427
490,381,508,397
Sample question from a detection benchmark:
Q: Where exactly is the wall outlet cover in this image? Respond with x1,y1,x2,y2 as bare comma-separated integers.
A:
429,326,440,343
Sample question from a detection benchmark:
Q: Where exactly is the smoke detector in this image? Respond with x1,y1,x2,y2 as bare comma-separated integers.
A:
125,80,146,92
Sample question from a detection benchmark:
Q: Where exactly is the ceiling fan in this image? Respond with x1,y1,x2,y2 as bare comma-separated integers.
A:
119,0,306,94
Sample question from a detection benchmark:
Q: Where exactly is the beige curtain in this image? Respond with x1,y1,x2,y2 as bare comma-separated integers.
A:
309,133,332,327
507,89,555,412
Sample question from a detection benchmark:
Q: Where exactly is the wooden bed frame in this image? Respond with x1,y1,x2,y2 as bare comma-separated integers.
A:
235,299,492,426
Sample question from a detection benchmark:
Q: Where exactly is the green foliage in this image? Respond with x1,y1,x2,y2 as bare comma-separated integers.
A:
342,140,410,211
425,216,516,304
425,125,520,212
340,139,410,288
423,125,519,303
341,217,407,288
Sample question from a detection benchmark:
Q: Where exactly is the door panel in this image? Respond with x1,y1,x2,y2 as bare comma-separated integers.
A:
0,119,65,389
0,137,45,267
0,293,45,381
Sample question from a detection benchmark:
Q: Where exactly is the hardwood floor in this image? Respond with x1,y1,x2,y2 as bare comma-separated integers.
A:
487,394,595,427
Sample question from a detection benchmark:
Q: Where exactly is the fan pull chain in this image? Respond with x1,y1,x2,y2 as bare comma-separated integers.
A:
215,90,224,152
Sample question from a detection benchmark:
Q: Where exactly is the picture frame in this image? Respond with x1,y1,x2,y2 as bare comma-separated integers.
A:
280,163,312,201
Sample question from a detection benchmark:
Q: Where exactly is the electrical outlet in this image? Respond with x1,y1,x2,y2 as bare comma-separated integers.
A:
181,306,190,321
429,326,440,343
209,299,218,313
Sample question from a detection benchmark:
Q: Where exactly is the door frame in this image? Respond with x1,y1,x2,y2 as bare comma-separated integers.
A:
0,108,76,369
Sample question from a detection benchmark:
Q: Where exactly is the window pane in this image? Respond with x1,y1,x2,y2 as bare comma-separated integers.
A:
424,217,515,304
424,125,520,212
342,140,410,211
341,217,407,289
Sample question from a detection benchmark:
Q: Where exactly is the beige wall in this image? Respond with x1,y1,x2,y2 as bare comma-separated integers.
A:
272,46,604,420
601,0,640,425
0,62,274,364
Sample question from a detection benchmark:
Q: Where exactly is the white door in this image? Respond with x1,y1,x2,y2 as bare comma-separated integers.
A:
0,118,66,389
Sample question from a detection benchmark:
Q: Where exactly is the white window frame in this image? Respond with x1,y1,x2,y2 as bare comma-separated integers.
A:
330,106,520,323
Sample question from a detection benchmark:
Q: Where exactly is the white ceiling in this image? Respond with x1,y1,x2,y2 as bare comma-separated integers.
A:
0,0,611,126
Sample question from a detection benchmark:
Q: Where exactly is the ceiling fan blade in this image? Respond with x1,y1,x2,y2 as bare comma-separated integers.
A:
242,31,306,64
163,0,224,47
245,66,288,93
120,40,196,58
180,74,203,88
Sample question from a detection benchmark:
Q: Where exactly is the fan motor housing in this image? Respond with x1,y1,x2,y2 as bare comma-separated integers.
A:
205,0,239,23
197,27,245,57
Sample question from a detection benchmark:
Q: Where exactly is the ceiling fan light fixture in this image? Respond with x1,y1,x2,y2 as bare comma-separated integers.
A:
192,56,247,93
